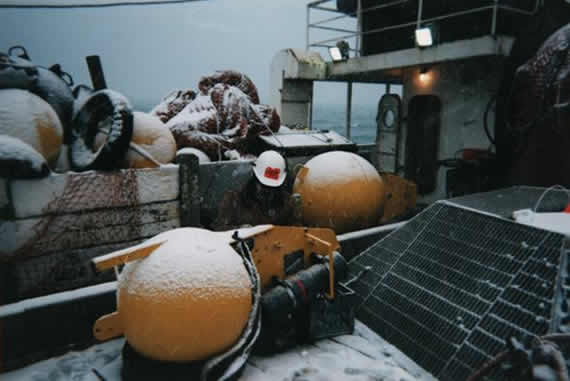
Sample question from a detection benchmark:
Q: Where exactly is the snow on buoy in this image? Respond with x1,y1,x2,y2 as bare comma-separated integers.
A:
117,228,252,362
71,89,133,171
0,135,50,179
0,89,63,167
293,151,385,234
176,147,211,164
122,112,176,168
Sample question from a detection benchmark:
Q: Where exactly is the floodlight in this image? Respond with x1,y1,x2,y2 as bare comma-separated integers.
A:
415,27,433,47
329,47,343,62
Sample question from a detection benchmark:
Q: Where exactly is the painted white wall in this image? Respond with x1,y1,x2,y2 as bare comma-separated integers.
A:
400,56,504,203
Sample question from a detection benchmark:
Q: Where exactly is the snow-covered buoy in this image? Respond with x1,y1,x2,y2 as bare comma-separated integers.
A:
0,89,63,167
121,112,176,168
293,151,385,234
117,228,252,362
0,135,50,179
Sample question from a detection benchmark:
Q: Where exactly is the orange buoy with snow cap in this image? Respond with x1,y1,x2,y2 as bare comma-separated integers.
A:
117,228,252,362
121,111,176,168
293,151,385,234
0,89,63,167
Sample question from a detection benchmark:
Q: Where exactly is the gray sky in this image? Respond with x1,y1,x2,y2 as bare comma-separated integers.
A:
0,0,387,109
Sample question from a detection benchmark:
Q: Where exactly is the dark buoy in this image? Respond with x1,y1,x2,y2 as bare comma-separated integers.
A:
70,89,133,171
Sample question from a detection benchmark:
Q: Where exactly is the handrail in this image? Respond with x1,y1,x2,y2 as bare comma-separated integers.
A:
311,43,360,52
311,5,344,13
308,0,333,6
309,25,356,34
306,0,541,57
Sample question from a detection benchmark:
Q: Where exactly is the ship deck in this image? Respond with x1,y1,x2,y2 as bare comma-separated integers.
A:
2,321,436,381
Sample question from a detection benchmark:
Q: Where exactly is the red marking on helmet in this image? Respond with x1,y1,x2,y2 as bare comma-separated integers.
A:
295,279,308,304
264,166,280,180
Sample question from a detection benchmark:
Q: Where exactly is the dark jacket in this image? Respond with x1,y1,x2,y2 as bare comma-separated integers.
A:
212,180,301,231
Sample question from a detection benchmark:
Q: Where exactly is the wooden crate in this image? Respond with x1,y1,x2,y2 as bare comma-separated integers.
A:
0,154,260,303
0,164,184,303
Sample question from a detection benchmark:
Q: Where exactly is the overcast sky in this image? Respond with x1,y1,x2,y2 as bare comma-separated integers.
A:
0,0,386,110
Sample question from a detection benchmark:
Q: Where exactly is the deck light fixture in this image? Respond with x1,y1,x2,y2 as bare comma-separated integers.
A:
329,47,343,62
329,40,350,62
415,27,433,47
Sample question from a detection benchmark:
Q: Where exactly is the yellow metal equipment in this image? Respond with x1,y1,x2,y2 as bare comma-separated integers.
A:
91,225,340,362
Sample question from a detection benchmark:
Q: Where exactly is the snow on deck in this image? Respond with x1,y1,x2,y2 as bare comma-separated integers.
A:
2,321,436,381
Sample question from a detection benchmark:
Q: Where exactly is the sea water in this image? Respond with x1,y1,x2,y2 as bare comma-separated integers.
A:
312,103,377,144
137,102,378,145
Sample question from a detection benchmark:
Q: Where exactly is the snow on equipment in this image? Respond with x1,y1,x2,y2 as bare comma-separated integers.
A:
0,88,63,167
349,191,570,381
152,70,280,161
0,135,50,179
70,55,176,171
0,46,74,142
70,89,134,171
176,147,211,164
293,151,386,234
198,70,260,105
91,225,354,381
117,112,176,169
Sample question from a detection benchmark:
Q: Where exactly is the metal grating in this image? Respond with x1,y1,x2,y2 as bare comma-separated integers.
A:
348,201,567,380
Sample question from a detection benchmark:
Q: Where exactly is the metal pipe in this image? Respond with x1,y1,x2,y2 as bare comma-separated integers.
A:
356,0,362,56
306,4,310,51
491,0,492,36
310,4,512,49
499,3,541,16
308,96,313,130
416,0,423,28
311,43,360,52
358,0,408,14
311,5,344,13
337,221,407,242
419,6,494,25
312,33,361,47
308,24,355,34
86,55,107,90
342,0,409,18
311,20,417,46
310,13,350,26
345,81,352,139
307,0,333,7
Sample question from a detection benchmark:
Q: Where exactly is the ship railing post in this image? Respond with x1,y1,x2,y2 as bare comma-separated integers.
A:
416,0,423,28
306,4,310,51
308,92,313,130
356,0,362,56
491,0,499,36
346,81,353,140
178,153,201,227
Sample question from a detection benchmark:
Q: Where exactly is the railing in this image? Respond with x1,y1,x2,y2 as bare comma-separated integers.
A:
306,0,541,58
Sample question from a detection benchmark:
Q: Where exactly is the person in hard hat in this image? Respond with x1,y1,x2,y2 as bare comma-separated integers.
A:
212,150,302,230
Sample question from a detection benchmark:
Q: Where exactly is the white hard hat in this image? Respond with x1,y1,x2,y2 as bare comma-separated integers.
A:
253,150,286,187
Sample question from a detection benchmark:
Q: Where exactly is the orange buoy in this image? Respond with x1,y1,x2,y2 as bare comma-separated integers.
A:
0,89,63,167
122,112,176,168
293,151,385,234
117,228,252,362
